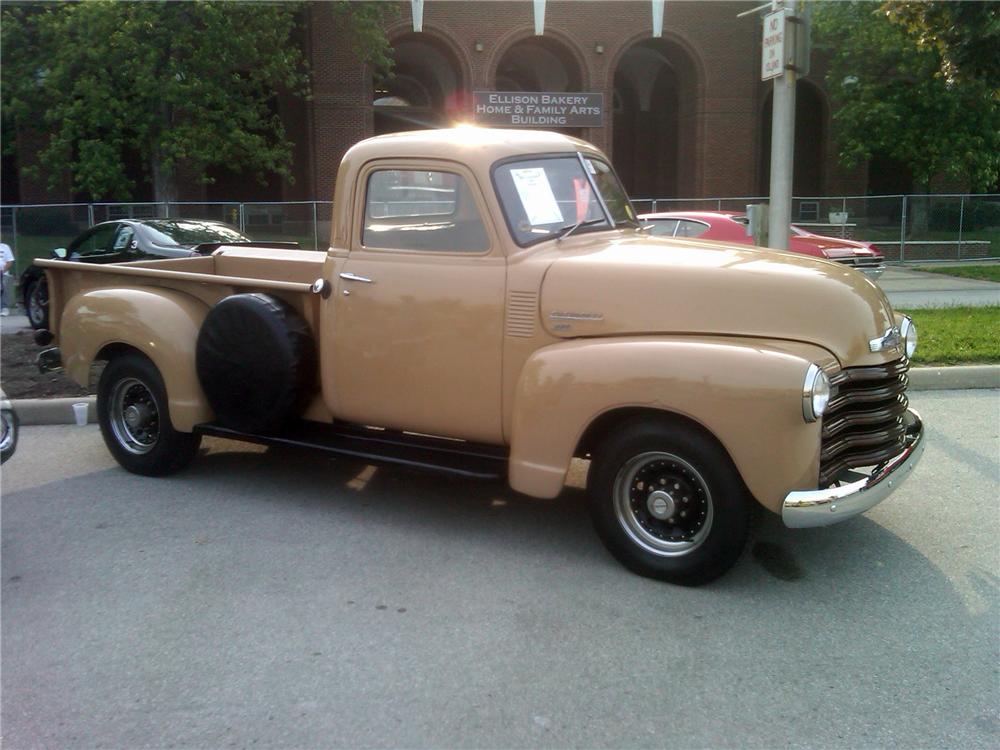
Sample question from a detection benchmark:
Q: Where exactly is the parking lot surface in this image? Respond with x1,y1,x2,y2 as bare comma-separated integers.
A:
2,390,998,748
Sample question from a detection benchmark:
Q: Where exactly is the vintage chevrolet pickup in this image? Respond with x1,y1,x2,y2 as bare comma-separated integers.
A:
36,128,924,584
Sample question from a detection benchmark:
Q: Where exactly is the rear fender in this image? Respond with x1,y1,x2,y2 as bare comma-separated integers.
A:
508,336,836,513
60,288,212,431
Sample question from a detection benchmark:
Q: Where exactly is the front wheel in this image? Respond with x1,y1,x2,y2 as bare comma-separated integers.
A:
25,277,49,330
588,419,752,585
97,353,201,476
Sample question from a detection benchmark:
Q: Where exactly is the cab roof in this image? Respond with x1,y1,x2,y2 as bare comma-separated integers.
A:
344,127,597,167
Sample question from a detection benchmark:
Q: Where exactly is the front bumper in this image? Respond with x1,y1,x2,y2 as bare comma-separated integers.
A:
782,408,924,528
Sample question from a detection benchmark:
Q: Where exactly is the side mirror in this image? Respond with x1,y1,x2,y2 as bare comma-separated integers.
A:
52,248,68,259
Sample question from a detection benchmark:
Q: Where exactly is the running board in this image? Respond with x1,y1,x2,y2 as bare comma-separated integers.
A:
194,420,509,480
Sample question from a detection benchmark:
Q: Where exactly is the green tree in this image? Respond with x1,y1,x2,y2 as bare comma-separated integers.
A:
813,1,1000,193
884,0,1000,87
1,0,393,203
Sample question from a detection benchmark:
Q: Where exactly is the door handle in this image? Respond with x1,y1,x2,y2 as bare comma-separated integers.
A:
339,272,374,284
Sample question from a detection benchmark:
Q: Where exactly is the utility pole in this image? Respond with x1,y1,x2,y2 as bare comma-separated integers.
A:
767,3,796,251
743,1,810,251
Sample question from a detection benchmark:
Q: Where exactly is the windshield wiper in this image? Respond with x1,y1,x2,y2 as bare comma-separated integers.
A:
557,217,607,242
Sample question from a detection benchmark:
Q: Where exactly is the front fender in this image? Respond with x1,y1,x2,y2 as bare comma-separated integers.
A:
60,287,212,431
508,336,837,513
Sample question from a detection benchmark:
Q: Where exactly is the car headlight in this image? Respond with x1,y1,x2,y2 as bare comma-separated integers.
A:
900,315,918,359
802,363,831,423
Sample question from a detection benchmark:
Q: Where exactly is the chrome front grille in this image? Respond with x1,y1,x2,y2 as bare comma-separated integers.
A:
820,359,909,486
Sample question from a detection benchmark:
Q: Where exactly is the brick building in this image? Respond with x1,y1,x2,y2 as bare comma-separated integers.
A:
5,0,870,206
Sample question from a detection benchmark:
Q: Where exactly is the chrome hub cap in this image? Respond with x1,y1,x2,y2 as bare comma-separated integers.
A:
647,490,676,520
613,451,714,557
109,378,160,455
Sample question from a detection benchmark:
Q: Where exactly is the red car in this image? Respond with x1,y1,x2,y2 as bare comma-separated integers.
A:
639,211,886,280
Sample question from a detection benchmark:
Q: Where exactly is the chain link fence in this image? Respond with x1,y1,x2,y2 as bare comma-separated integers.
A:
2,195,998,275
631,194,1000,263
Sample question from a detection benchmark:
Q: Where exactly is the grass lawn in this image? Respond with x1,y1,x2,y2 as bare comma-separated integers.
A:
915,265,1000,283
898,306,1000,365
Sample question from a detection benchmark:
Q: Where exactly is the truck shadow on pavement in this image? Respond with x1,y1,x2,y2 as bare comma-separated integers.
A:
168,443,998,605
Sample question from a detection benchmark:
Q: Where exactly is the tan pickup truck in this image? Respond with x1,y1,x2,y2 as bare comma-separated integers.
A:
37,128,924,585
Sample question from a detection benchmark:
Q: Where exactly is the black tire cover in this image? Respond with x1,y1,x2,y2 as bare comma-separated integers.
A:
196,293,317,434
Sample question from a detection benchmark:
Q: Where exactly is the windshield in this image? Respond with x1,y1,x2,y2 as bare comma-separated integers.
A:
494,154,636,246
142,220,248,247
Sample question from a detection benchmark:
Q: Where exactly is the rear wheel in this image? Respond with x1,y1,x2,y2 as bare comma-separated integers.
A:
25,278,49,330
588,418,752,585
98,353,200,476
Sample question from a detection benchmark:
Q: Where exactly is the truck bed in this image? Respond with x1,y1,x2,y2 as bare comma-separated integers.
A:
37,245,326,292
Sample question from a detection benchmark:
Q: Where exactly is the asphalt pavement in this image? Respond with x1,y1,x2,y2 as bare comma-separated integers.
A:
2,390,998,748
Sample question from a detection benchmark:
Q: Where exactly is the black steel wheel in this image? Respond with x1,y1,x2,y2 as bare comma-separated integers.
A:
25,278,49,330
97,352,201,476
588,417,752,585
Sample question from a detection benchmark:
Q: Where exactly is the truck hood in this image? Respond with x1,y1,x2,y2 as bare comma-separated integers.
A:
539,234,898,366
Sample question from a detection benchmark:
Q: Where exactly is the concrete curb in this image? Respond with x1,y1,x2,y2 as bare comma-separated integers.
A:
8,365,999,425
12,396,96,426
907,365,1000,391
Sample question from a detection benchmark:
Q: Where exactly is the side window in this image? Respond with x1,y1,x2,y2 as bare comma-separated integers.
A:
71,224,120,256
675,220,709,238
647,219,679,237
363,169,489,252
113,226,135,252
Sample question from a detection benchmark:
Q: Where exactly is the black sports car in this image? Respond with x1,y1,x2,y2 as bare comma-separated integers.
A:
20,219,264,330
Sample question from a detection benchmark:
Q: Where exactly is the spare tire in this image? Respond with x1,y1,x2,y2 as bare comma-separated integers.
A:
196,293,317,434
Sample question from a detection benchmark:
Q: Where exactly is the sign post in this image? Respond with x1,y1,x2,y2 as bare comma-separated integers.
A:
764,2,795,252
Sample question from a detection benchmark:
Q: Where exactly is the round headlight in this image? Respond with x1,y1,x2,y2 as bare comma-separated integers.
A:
900,316,917,359
802,364,831,422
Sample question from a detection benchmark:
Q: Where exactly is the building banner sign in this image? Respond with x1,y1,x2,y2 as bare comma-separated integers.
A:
472,91,604,128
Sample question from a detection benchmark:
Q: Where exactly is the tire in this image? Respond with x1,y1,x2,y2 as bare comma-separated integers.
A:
587,418,753,586
25,277,49,330
1,407,18,464
195,293,316,434
97,352,201,476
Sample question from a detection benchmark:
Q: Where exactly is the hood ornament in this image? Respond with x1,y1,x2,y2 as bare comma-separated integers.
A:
869,326,901,353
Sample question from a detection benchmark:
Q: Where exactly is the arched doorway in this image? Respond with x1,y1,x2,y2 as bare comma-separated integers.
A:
758,80,827,196
494,36,585,138
613,38,700,198
374,34,466,135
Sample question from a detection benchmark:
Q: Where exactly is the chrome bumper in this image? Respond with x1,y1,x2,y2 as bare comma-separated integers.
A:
782,408,924,528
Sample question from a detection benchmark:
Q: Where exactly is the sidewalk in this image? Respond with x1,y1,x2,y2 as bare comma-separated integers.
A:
880,265,1000,309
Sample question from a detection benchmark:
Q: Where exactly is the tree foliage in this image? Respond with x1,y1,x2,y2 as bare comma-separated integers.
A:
1,0,394,202
331,0,398,84
884,0,1000,87
813,1,1000,192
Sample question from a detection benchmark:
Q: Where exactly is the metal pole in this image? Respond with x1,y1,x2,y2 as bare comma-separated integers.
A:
767,3,795,251
11,207,17,255
239,204,246,233
312,201,319,252
899,195,907,263
87,203,95,227
957,195,965,260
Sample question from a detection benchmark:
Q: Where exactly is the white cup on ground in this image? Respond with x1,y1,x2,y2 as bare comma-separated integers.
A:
73,402,89,426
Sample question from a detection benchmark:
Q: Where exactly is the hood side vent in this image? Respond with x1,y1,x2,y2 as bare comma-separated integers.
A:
506,291,538,338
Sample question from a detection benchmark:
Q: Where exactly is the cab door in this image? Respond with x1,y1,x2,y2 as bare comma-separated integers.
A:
327,161,506,444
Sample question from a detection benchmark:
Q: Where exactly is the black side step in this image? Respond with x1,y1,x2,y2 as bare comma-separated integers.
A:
194,420,509,480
